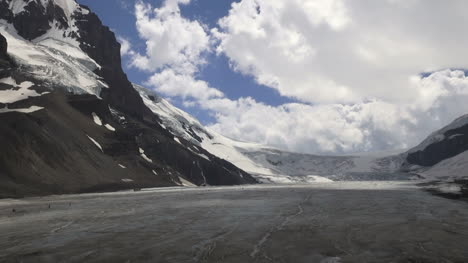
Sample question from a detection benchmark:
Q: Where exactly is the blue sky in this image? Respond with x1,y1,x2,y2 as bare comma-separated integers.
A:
76,0,468,154
78,0,294,123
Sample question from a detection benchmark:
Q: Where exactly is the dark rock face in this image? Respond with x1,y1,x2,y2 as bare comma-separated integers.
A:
76,5,149,118
0,33,7,59
0,32,14,76
0,1,13,23
407,124,468,167
0,0,257,197
7,0,68,41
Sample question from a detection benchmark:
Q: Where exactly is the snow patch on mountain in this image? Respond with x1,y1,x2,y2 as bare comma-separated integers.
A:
0,23,107,97
91,112,102,126
139,148,153,163
87,135,103,152
105,124,115,132
418,150,468,180
9,0,89,48
0,105,43,114
0,77,45,103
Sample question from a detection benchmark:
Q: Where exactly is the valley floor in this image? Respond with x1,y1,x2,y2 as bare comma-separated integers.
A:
1,182,468,262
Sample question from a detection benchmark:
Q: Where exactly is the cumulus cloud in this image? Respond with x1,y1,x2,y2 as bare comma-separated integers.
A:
205,70,468,154
132,0,210,75
117,36,135,57
147,69,223,100
214,0,468,104
132,0,468,154
131,0,216,101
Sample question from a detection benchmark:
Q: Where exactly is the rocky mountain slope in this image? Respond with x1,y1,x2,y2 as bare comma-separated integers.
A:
403,114,468,180
0,0,256,198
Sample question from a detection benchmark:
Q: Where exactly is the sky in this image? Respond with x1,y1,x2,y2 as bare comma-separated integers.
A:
78,0,468,155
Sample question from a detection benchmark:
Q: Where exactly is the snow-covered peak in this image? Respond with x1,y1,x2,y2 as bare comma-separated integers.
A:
8,0,85,17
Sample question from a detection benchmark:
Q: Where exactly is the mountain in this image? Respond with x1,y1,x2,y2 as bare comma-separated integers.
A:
136,85,409,183
0,0,256,198
137,80,468,183
1,0,466,198
403,114,468,180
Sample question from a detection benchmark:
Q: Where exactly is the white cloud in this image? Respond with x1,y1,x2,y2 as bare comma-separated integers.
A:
132,0,468,154
132,0,210,75
214,0,468,104
132,0,214,101
204,70,468,154
146,69,223,100
117,36,135,57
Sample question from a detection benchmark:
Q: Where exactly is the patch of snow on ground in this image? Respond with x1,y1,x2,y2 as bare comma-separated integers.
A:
152,170,158,176
86,135,103,152
179,177,197,187
0,77,45,103
121,179,134,183
420,150,468,180
0,106,44,114
174,137,182,145
436,184,463,194
91,112,102,126
118,164,126,169
104,124,115,131
139,148,153,163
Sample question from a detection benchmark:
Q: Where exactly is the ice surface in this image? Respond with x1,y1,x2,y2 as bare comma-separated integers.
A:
1,182,468,262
